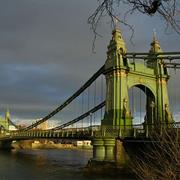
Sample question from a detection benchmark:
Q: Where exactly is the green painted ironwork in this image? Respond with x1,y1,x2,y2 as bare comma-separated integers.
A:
21,65,105,131
0,27,179,156
0,122,179,141
0,110,10,130
102,27,173,132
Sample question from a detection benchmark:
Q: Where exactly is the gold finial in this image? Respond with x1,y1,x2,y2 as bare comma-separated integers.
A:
153,28,157,42
113,16,119,30
149,28,162,54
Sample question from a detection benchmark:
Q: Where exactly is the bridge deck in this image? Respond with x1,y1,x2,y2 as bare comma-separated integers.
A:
0,124,179,142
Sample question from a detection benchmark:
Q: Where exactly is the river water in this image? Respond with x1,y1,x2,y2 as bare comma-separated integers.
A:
0,149,134,180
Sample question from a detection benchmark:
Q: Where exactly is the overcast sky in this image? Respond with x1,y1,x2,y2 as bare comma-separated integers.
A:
0,0,179,125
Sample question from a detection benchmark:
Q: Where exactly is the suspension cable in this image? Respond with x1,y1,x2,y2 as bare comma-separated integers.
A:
144,59,147,124
9,119,19,129
87,87,90,126
140,88,142,124
93,80,96,125
101,75,104,120
51,101,105,130
131,87,134,119
81,91,84,128
19,65,105,131
174,68,177,116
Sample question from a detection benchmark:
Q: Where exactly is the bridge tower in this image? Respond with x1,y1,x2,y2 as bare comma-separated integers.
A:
92,26,173,164
0,110,10,130
101,27,173,131
146,32,173,127
102,26,132,130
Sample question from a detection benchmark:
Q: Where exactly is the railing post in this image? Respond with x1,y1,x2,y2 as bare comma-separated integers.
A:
102,127,105,137
52,132,55,138
91,128,93,136
133,128,136,138
49,131,52,137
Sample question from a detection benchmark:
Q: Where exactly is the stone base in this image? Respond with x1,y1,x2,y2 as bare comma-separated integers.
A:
115,138,130,166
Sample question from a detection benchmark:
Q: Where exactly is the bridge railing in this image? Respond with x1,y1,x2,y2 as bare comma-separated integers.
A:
5,126,101,139
94,124,144,138
94,122,180,138
0,122,179,140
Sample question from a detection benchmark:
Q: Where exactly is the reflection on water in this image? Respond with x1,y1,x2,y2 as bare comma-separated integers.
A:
0,149,133,180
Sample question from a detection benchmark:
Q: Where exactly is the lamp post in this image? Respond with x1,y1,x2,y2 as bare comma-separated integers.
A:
150,101,155,130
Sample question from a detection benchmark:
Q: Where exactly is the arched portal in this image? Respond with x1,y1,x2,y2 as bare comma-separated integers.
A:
129,84,155,126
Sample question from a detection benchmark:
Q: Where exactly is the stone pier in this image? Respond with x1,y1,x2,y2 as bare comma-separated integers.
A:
92,138,105,161
92,138,116,162
92,138,129,165
86,137,130,175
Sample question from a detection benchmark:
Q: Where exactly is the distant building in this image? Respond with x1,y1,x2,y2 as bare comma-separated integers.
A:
0,110,17,131
9,125,17,131
74,140,92,147
38,121,49,130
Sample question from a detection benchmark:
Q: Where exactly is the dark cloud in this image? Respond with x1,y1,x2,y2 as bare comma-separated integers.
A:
0,0,179,124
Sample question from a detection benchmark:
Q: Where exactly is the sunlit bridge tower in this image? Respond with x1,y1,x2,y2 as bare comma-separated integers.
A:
146,31,173,126
101,27,173,132
92,26,173,163
102,25,132,131
0,110,10,131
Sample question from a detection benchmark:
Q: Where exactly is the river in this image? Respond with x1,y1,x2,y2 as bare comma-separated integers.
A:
0,148,134,180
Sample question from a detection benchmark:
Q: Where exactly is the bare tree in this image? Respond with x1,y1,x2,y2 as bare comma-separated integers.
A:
88,0,180,49
130,128,180,180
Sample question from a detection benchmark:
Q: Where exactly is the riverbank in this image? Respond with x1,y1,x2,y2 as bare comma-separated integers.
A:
11,140,92,150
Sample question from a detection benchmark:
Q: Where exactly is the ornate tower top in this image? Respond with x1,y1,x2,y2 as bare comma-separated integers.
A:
107,17,126,54
5,109,10,122
105,20,127,70
149,30,163,54
147,30,167,76
109,25,127,54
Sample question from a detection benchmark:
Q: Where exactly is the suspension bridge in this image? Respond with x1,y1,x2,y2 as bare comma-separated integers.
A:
0,26,180,164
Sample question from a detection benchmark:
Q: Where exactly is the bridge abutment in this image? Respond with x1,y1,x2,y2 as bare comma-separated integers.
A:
115,139,129,166
86,137,130,175
92,137,128,165
92,138,116,162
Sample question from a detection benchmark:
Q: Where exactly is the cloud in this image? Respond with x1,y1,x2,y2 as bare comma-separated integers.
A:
0,0,179,126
